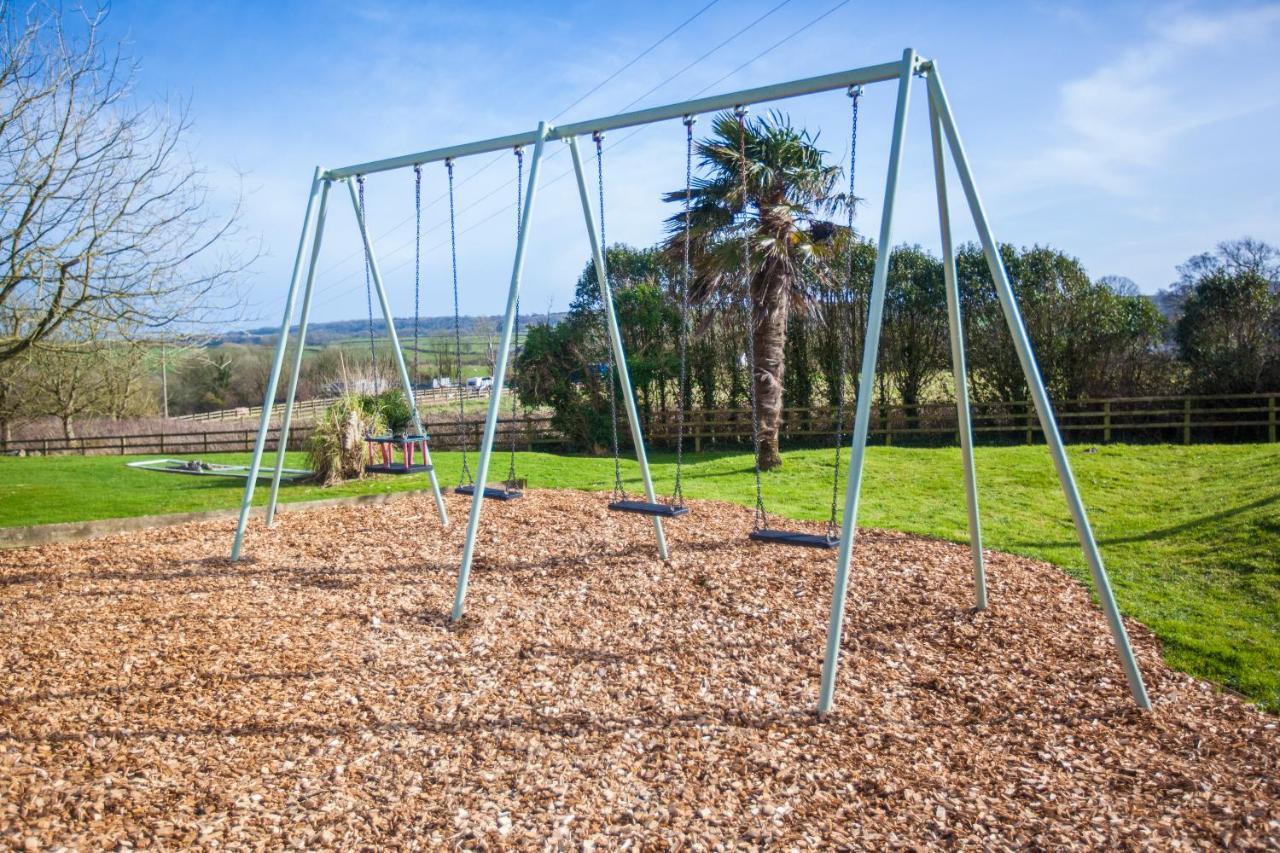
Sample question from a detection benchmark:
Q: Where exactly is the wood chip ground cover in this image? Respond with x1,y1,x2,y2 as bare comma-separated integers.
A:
1,490,1277,849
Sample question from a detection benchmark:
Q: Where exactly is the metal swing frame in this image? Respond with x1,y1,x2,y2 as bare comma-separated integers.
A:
228,49,1150,717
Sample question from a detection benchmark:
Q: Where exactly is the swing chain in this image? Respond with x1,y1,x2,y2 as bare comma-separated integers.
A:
357,175,379,397
826,86,861,539
412,163,422,412
446,158,473,486
670,116,701,507
506,146,525,488
595,132,625,502
735,106,767,531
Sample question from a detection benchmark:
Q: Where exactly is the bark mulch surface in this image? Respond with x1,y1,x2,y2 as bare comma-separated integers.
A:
2,490,1277,849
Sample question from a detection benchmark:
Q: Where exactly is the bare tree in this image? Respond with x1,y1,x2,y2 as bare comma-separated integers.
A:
0,349,36,442
0,3,250,365
95,333,156,420
26,323,110,439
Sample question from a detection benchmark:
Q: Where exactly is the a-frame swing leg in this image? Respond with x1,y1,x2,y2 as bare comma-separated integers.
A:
451,122,550,622
927,89,986,610
265,178,332,527
926,63,1150,709
566,134,669,560
817,48,917,718
231,167,324,561
344,178,449,529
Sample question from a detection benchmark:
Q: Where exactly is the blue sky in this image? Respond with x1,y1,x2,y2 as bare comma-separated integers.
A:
100,1,1280,328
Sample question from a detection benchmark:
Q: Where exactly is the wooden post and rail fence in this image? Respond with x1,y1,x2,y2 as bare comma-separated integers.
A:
169,385,488,425
3,392,1277,457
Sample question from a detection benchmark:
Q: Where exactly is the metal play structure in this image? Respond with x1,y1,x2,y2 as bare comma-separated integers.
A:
230,49,1151,716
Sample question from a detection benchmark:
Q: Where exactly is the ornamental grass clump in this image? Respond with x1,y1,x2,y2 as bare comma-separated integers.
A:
305,394,385,485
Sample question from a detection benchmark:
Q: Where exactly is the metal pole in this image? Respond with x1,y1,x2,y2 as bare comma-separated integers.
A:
928,90,986,610
451,121,550,622
345,178,449,528
567,135,669,560
160,340,169,419
231,167,324,561
265,179,332,527
325,60,910,180
817,48,917,718
926,63,1150,709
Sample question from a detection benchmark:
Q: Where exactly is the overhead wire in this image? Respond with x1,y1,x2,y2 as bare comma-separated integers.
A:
291,0,721,300
300,0,857,316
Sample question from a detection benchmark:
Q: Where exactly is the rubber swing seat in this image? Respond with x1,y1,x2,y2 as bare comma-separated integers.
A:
455,485,523,500
364,463,433,476
607,500,690,518
749,529,839,549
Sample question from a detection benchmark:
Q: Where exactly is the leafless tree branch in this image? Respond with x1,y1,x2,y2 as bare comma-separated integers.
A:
0,2,254,364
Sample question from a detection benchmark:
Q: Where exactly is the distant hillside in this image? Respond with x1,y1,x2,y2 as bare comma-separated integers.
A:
210,313,565,347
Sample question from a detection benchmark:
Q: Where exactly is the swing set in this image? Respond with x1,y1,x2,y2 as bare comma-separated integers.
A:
229,50,1152,717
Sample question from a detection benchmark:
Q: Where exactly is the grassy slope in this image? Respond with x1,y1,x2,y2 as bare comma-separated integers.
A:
1,444,1277,710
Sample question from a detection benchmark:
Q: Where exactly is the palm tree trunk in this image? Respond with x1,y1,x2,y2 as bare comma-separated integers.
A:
751,270,788,471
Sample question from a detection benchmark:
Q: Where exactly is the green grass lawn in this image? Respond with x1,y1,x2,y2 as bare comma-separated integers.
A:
2,443,1277,711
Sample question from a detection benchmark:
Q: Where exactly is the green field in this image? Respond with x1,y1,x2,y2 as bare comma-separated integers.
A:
2,444,1277,711
325,333,500,380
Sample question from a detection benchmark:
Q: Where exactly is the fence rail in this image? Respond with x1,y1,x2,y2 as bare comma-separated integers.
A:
172,385,490,424
4,392,1277,457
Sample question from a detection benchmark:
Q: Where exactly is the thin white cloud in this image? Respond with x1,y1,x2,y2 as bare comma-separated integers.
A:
1017,3,1280,195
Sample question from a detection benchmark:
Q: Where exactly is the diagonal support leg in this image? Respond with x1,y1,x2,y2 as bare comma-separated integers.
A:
345,178,449,528
452,122,550,622
926,63,1150,709
231,167,324,561
817,48,918,718
567,135,669,560
927,90,986,609
266,179,332,527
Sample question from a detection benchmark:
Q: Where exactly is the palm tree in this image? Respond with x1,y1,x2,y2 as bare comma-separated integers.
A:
664,110,844,470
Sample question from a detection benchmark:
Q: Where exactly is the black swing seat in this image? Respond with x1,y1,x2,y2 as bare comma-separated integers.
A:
364,463,433,476
749,529,840,549
455,484,523,501
608,500,689,518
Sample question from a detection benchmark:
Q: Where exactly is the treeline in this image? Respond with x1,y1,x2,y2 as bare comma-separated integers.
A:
0,312,561,440
515,238,1280,449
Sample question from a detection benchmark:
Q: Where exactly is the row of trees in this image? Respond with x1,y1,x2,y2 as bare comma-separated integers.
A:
0,325,157,440
0,337,399,440
515,236,1280,454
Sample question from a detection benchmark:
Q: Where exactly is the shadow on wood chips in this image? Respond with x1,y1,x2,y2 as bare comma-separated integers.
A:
2,490,1277,847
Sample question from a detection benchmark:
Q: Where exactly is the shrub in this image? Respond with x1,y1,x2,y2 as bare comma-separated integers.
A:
375,390,414,436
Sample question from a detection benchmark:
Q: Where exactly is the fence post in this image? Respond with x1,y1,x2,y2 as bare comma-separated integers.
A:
1025,404,1034,445
1183,398,1192,445
119,436,126,455
1103,400,1111,443
159,433,165,453
1270,395,1276,443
